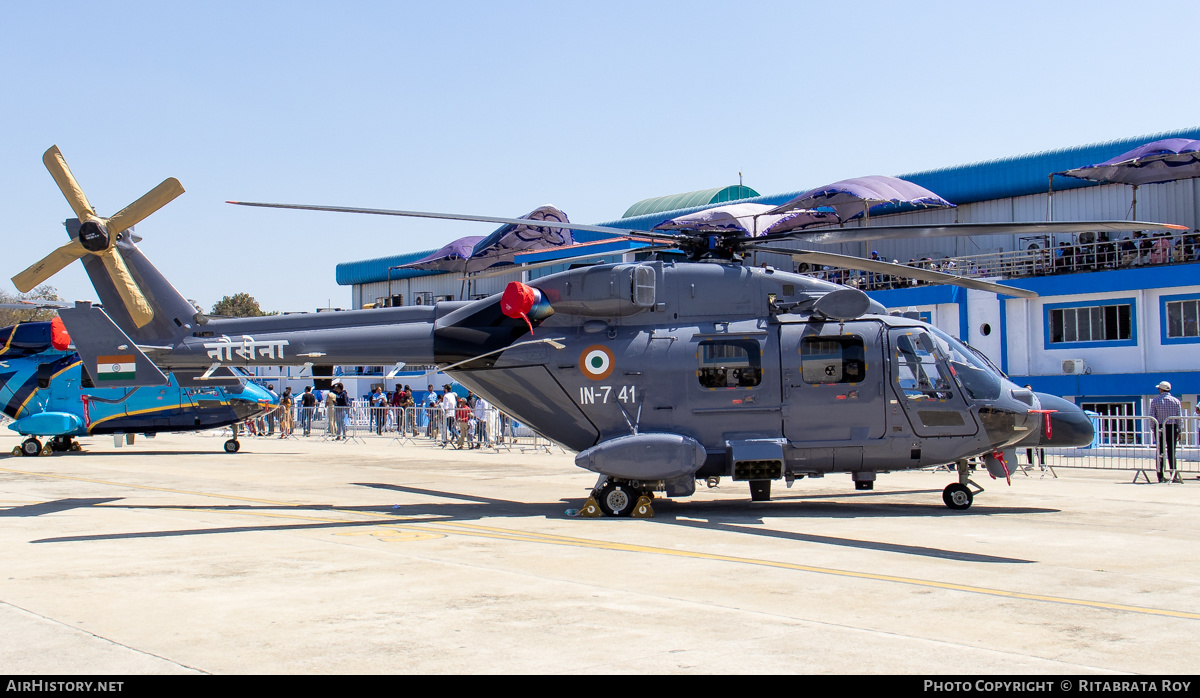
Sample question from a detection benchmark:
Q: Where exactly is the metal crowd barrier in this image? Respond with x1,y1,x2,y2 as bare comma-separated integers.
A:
1043,415,1198,482
236,402,563,454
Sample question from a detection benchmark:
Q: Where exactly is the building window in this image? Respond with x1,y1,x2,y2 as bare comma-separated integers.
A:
1043,299,1137,349
1161,293,1200,345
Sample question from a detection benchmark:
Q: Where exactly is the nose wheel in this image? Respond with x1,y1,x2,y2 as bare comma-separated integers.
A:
942,483,973,510
943,459,982,510
223,439,241,453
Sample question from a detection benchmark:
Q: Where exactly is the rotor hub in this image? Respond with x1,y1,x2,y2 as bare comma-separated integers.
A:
77,220,110,252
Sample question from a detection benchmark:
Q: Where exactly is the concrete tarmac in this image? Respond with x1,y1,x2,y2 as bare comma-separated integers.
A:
1,430,1197,675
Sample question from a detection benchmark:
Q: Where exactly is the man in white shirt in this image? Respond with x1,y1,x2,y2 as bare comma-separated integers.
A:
440,386,458,446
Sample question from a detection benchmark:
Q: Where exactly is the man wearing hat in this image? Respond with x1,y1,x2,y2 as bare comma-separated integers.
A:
1149,381,1183,483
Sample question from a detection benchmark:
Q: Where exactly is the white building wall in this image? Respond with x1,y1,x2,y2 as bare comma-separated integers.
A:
1003,282,1200,378
965,290,1002,360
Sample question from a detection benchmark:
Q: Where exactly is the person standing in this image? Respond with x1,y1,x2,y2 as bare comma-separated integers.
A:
455,398,471,449
1149,381,1183,483
1024,384,1045,469
299,386,317,436
325,386,338,437
265,385,278,436
473,394,490,449
335,383,351,439
441,386,458,446
278,387,294,438
424,385,440,440
370,386,387,435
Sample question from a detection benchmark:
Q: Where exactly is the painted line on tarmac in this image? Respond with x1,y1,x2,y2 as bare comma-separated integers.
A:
386,520,1200,622
7,465,1199,622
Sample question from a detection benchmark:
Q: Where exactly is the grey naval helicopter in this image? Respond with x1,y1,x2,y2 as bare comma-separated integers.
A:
18,146,1179,517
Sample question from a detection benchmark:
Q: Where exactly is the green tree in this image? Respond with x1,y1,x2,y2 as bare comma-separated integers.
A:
0,285,62,326
211,293,277,317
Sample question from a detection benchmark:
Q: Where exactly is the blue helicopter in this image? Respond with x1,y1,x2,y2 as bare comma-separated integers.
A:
2,317,277,456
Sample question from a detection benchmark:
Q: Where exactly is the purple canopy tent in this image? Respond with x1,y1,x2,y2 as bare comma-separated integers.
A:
1053,139,1200,219
764,175,954,228
465,205,574,274
651,203,837,237
397,206,575,298
400,236,486,272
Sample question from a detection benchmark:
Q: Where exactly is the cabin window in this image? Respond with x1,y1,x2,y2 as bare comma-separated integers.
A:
800,336,866,384
80,365,95,388
696,339,762,389
631,266,655,307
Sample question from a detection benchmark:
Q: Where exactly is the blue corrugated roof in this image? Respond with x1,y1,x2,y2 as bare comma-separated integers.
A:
335,250,445,286
898,127,1200,205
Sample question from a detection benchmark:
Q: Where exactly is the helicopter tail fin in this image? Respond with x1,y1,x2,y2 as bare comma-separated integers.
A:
68,219,202,346
56,302,169,387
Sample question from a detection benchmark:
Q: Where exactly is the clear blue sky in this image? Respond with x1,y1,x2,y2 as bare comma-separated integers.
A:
3,1,1198,313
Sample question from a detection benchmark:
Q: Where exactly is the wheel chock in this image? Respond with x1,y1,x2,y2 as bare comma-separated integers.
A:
39,444,53,456
10,446,19,456
577,497,603,518
631,495,655,519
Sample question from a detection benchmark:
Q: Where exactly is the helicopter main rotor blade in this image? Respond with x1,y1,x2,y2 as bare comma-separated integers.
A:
12,238,88,293
465,244,674,280
98,248,155,328
43,146,96,221
752,245,1038,299
226,201,682,243
756,220,1188,246
106,177,186,236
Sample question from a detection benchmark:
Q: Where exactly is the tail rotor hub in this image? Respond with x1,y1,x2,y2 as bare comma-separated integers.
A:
77,220,111,252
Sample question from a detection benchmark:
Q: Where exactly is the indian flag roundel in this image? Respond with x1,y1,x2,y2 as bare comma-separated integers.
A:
579,345,614,381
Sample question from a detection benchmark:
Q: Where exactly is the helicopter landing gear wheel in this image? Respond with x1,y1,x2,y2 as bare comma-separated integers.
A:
21,438,42,457
224,439,241,454
50,436,73,453
596,480,636,517
943,483,973,510
749,479,771,502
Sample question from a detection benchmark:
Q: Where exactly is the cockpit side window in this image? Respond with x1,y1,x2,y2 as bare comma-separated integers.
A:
893,331,955,401
800,336,866,384
36,363,55,389
697,339,762,389
925,326,1003,400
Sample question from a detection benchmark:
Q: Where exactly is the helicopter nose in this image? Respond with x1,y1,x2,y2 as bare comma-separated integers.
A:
1032,392,1095,448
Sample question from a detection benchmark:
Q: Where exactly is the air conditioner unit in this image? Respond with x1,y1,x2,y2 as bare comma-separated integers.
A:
1061,359,1088,375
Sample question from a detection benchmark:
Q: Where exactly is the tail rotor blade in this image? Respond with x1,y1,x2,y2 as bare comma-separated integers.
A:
42,146,96,221
11,239,88,292
98,248,154,328
106,177,185,235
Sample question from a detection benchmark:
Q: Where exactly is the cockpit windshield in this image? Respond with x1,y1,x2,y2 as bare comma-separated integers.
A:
926,326,1003,401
